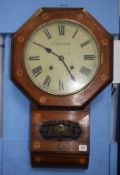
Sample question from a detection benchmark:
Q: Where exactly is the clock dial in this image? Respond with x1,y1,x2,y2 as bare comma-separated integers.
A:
24,20,100,95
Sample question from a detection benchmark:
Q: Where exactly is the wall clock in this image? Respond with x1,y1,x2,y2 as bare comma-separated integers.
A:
12,8,113,168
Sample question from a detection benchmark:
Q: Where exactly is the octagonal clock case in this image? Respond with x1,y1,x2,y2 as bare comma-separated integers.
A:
11,8,113,168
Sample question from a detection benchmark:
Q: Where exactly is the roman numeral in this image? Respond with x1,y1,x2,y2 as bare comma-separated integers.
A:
32,66,42,77
43,29,52,39
29,56,40,60
80,40,91,47
72,29,78,39
43,75,51,87
59,80,64,90
84,55,95,60
80,66,91,76
58,25,65,35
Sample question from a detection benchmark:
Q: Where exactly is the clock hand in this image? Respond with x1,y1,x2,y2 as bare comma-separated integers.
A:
59,56,75,81
32,41,52,53
32,41,63,58
32,41,75,81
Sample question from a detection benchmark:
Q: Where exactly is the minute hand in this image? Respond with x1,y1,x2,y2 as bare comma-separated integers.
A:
58,56,75,81
32,41,75,81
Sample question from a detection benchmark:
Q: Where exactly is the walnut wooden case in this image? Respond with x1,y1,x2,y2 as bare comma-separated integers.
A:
11,8,113,169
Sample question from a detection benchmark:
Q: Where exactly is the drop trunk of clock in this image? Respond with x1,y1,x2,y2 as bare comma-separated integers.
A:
31,106,89,168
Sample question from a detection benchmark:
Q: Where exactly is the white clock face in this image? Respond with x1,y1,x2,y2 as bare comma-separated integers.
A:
24,20,100,95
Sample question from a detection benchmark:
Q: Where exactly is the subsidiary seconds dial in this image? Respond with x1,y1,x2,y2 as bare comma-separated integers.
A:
24,20,100,95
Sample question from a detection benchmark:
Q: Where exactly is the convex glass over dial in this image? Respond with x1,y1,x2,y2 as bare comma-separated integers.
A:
24,20,100,95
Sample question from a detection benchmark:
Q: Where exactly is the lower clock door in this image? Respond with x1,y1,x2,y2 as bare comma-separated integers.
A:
31,106,90,168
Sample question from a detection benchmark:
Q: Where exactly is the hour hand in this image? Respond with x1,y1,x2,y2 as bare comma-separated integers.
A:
32,41,61,59
32,41,52,53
